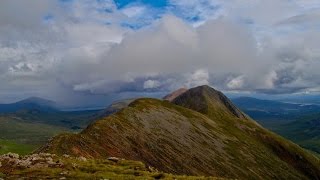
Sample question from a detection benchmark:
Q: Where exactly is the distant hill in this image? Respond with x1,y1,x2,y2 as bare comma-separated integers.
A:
0,97,58,113
39,85,320,179
98,99,136,118
232,97,320,121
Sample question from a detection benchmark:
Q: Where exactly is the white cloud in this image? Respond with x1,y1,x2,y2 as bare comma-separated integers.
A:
186,69,209,88
143,80,161,89
1,0,320,106
122,5,146,18
227,76,245,89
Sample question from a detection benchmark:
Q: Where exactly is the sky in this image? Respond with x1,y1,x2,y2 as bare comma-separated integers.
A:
1,0,320,108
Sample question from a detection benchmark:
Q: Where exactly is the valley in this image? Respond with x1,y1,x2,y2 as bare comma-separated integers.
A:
233,97,320,154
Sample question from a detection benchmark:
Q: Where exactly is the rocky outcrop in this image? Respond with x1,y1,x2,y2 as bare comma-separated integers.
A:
0,153,63,171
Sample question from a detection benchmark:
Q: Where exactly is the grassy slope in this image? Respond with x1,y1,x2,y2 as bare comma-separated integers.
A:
0,116,70,145
0,140,35,155
272,113,320,154
173,86,320,179
0,109,100,155
40,97,320,179
0,116,72,155
0,155,222,180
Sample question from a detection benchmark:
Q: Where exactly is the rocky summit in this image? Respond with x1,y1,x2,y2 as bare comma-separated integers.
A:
36,85,320,179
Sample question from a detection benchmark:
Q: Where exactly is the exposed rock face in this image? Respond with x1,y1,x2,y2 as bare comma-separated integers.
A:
39,85,320,179
163,88,188,102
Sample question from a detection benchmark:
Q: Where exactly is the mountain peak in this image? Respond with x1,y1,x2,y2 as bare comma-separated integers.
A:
173,85,247,119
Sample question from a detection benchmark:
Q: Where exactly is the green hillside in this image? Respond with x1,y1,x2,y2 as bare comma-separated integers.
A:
0,153,222,179
39,86,320,179
232,97,320,154
0,108,101,155
275,113,320,154
0,140,35,155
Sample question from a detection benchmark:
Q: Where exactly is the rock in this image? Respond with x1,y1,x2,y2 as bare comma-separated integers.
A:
7,153,19,159
77,156,87,162
17,159,32,168
107,157,120,163
46,157,53,162
60,171,69,175
62,154,70,158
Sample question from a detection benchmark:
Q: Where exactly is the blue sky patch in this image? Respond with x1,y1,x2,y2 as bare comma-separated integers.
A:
114,0,168,9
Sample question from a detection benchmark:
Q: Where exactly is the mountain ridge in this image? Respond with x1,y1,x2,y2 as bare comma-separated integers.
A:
37,85,320,179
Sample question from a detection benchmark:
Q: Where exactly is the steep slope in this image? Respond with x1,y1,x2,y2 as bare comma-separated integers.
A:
39,86,320,179
173,85,320,179
163,88,188,102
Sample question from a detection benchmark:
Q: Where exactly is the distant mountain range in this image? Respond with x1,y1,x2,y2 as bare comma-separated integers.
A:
0,97,58,113
232,97,320,121
38,85,320,179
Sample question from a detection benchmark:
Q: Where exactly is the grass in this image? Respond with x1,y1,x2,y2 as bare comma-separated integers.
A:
0,116,71,145
0,139,35,155
0,116,75,155
41,97,320,179
1,155,221,179
0,109,100,155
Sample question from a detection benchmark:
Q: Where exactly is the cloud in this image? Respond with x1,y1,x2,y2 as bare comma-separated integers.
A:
1,0,320,107
143,80,161,89
186,69,209,87
227,76,245,90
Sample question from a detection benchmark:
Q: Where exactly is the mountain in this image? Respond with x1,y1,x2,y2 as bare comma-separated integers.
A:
173,86,247,119
0,97,58,113
163,88,188,101
38,85,320,179
232,97,320,121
